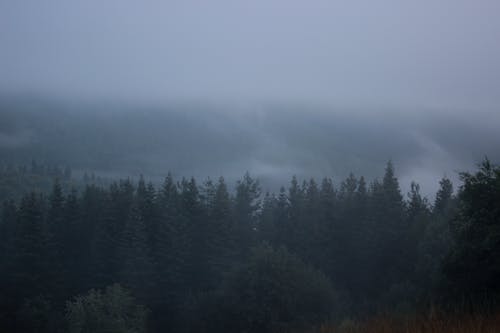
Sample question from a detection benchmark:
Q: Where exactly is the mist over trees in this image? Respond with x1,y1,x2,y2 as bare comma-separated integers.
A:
2,99,500,197
1,159,499,332
1,0,499,331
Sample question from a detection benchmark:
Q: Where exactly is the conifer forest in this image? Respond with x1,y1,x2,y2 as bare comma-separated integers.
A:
2,1,500,332
1,157,500,332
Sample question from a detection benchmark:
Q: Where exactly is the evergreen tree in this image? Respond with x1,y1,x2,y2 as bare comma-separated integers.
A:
416,178,455,301
205,177,236,284
442,159,500,302
63,188,84,295
316,178,336,276
0,199,16,257
47,180,67,303
287,176,304,253
152,173,183,330
179,177,206,292
91,180,134,287
433,177,454,216
80,184,107,290
0,199,17,329
370,161,408,292
136,176,157,250
7,192,52,331
259,191,277,244
119,201,155,304
275,186,290,246
234,172,261,253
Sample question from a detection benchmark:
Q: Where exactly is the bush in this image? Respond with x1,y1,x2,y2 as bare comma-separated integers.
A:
17,295,60,333
65,284,148,333
191,243,338,333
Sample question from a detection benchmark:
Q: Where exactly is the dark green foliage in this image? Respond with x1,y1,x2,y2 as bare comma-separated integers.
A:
442,159,500,302
434,177,454,215
10,193,51,300
0,162,73,204
17,295,60,333
0,193,55,332
62,189,84,295
65,284,148,333
119,202,155,303
234,172,261,252
369,162,409,293
204,177,237,285
415,178,456,301
406,182,431,278
190,244,338,333
91,180,135,287
1,159,500,332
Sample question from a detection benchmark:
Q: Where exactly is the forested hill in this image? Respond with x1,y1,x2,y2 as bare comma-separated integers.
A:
1,159,499,333
0,161,110,204
2,98,500,196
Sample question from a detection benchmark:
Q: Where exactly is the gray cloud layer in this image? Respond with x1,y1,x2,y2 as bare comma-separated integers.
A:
1,1,499,197
1,99,499,198
1,0,500,109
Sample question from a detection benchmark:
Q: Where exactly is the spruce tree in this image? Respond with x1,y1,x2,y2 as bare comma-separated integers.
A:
119,200,155,304
234,172,261,253
206,177,236,284
10,193,51,303
442,159,500,301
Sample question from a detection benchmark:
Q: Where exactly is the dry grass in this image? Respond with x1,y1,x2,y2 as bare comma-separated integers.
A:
307,311,500,333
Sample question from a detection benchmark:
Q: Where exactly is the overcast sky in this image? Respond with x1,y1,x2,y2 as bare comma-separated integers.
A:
1,0,500,110
1,1,500,197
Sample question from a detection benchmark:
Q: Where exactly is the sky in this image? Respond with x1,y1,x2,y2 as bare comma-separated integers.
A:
1,1,500,197
1,0,500,109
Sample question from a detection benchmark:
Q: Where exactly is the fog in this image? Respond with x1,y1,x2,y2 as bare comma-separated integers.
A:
3,3,500,332
1,0,500,109
1,0,500,194
1,98,499,198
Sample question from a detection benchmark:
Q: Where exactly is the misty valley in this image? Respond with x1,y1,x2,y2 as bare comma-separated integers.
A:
2,0,500,331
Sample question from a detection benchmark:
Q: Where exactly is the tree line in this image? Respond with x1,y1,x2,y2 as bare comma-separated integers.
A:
0,160,499,332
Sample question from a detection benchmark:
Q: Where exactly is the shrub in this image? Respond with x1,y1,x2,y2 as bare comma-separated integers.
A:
192,243,338,333
66,284,148,333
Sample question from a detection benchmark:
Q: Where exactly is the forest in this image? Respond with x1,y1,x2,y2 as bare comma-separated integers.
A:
2,0,500,332
1,158,499,332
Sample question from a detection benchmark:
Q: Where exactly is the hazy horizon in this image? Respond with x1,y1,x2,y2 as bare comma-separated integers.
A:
1,0,500,197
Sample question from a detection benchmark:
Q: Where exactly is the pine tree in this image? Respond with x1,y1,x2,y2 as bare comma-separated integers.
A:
47,180,67,302
0,199,17,327
151,173,182,330
91,181,134,288
302,179,320,263
10,193,51,302
136,176,157,241
416,178,454,300
406,182,431,290
119,200,155,304
287,176,304,253
206,177,236,285
433,177,454,215
370,161,408,292
259,191,277,244
179,177,206,292
80,184,107,290
349,175,374,298
442,159,500,301
0,199,16,258
234,172,261,253
63,188,84,295
275,186,290,246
